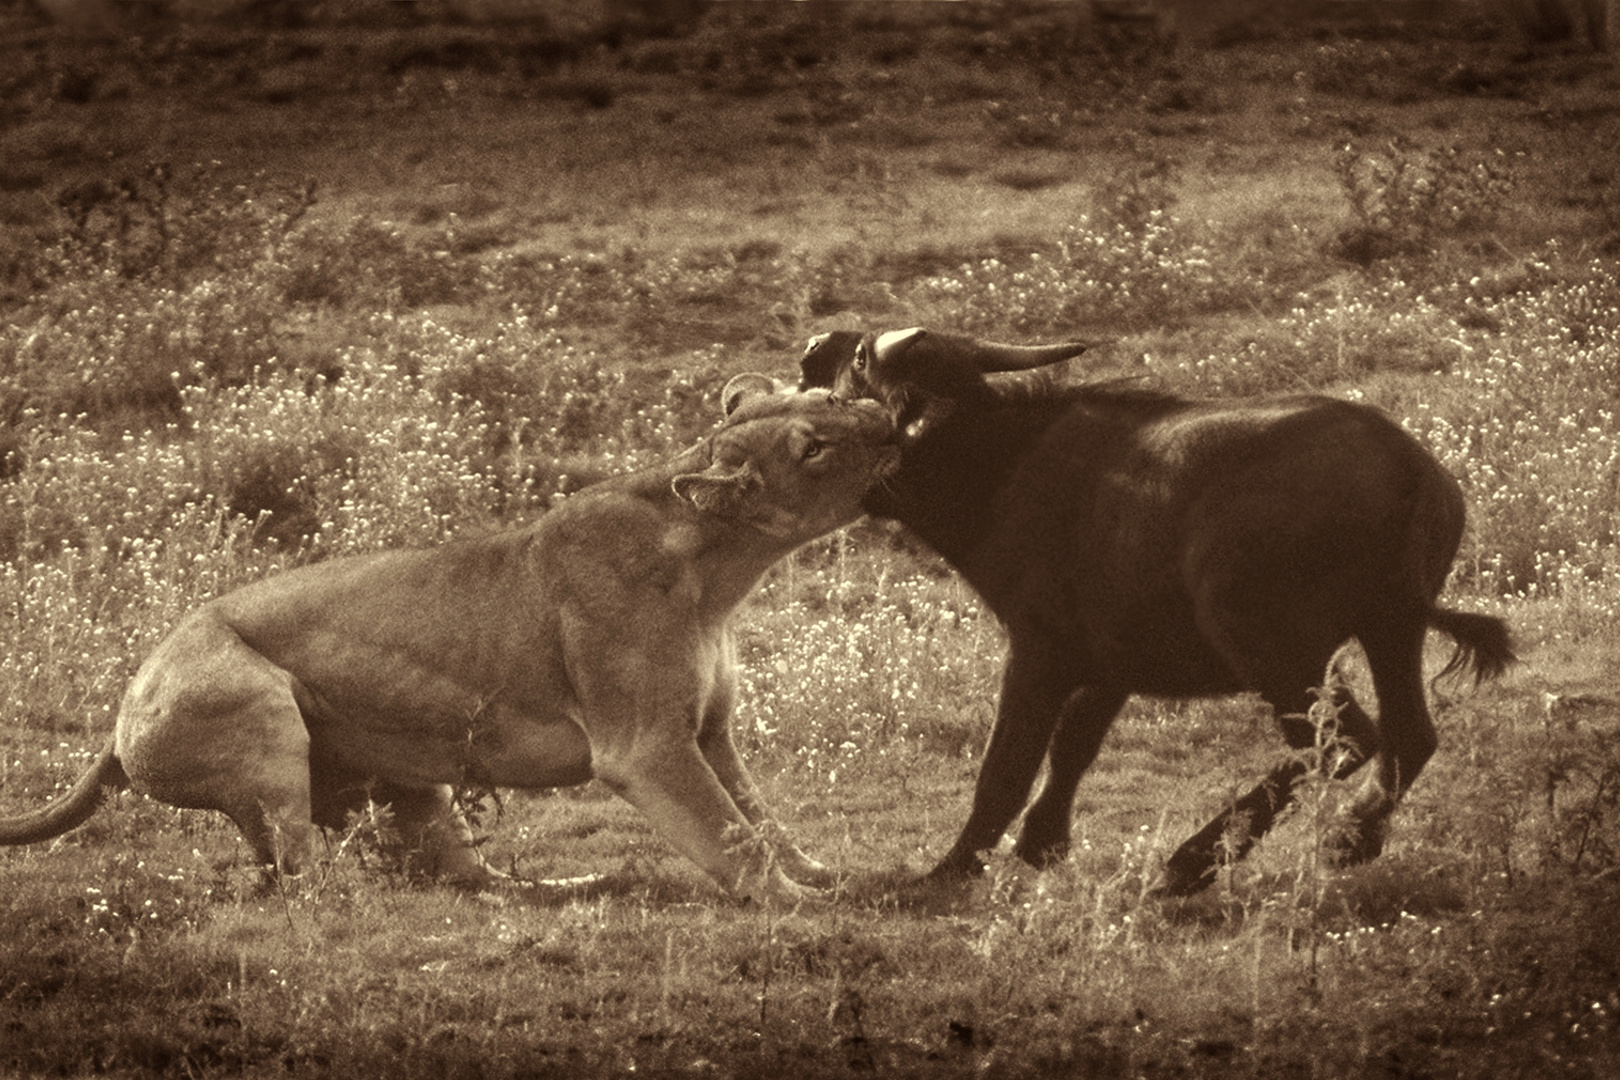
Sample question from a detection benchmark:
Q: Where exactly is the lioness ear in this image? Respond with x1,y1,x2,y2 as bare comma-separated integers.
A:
672,463,758,514
720,373,780,417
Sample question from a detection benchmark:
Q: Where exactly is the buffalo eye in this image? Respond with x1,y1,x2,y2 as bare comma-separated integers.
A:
801,439,826,461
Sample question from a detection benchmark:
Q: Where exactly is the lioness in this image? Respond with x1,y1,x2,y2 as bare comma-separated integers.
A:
0,376,896,901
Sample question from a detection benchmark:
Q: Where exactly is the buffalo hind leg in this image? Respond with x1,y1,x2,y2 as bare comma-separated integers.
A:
1332,622,1437,867
1159,678,1380,897
1013,686,1130,868
927,645,1077,882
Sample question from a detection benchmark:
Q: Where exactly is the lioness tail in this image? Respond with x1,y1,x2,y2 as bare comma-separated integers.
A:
0,739,127,845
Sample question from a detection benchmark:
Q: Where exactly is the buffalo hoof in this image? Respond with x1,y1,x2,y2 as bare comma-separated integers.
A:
1325,815,1389,868
1012,834,1071,870
924,849,987,883
893,867,983,917
1154,849,1219,898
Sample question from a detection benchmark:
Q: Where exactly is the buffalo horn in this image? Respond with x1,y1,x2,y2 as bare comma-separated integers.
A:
965,337,1095,373
871,328,1095,374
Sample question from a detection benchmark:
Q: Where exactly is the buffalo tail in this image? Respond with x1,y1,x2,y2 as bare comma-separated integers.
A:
1428,607,1516,686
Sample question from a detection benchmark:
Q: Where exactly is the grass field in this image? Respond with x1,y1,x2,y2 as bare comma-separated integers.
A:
2,2,1619,1077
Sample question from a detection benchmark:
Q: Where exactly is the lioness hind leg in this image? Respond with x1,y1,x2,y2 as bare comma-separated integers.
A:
195,739,320,883
308,768,505,887
379,784,506,887
116,613,318,881
178,708,317,881
221,794,317,882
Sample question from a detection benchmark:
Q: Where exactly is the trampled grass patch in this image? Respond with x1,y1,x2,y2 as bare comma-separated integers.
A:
3,5,1620,1077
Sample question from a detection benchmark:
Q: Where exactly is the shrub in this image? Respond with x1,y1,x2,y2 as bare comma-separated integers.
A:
281,217,479,310
1331,139,1517,262
42,163,316,291
2,167,322,429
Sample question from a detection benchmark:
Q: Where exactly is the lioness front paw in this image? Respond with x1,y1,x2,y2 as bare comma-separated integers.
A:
778,848,836,889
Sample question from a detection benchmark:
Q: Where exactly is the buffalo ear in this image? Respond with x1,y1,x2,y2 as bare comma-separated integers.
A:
799,330,863,390
672,463,758,514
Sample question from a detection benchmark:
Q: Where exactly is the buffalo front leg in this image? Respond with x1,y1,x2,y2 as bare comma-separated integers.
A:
927,645,1076,881
1013,685,1129,868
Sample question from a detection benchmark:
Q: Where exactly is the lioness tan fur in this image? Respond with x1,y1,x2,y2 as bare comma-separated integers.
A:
0,377,896,901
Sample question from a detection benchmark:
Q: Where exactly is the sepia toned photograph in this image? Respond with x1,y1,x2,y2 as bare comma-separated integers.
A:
1,1,1617,1076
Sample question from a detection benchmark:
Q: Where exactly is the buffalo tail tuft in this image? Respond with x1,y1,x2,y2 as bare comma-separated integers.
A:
1429,607,1516,686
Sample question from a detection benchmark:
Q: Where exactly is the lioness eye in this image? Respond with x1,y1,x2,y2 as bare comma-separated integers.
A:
853,344,868,372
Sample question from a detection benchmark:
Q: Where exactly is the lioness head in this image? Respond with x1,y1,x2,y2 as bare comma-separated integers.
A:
671,375,897,541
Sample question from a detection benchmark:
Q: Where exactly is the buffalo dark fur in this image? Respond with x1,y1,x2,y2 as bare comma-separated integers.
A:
800,327,1514,895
